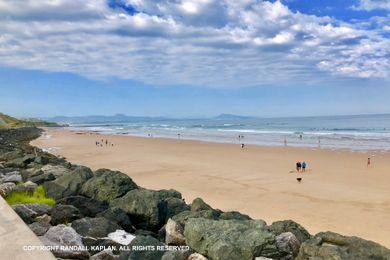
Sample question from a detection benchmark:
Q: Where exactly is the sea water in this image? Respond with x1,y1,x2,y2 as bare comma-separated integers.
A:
69,114,390,151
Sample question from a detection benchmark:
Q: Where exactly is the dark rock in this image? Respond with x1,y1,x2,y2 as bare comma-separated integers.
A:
134,229,159,238
4,154,35,168
34,155,49,165
12,181,38,193
57,196,108,217
27,171,55,185
81,168,138,202
296,231,390,260
28,221,51,236
12,204,37,224
184,218,282,260
127,236,165,260
161,250,190,260
83,237,123,255
165,197,190,221
90,250,119,260
190,198,213,212
39,224,90,259
71,217,121,238
43,166,93,200
0,171,22,183
96,207,134,232
157,189,182,200
23,203,52,216
268,220,311,243
219,211,251,221
110,189,168,231
51,204,83,225
171,210,220,228
40,164,71,178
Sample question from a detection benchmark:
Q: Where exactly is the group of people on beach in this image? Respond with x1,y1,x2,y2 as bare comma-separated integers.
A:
95,139,114,147
296,161,307,172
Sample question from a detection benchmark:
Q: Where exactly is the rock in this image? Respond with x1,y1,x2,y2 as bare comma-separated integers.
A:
127,235,165,260
81,168,138,202
40,164,71,178
165,197,190,220
268,220,311,243
57,196,108,217
110,189,168,231
219,211,251,221
275,232,300,259
51,204,83,225
157,189,183,200
171,210,220,228
5,154,35,168
190,198,213,212
1,171,22,183
40,224,90,259
165,218,186,245
134,229,159,238
34,155,49,165
107,229,136,245
296,231,390,260
71,217,121,238
184,218,282,260
161,250,190,260
0,182,16,196
188,253,208,260
90,250,118,260
82,237,123,255
35,214,51,223
96,207,134,232
13,181,38,193
28,221,51,236
22,203,52,216
43,166,93,200
12,204,40,224
27,171,55,185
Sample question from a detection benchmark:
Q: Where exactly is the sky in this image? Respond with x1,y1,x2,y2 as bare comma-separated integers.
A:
0,0,389,118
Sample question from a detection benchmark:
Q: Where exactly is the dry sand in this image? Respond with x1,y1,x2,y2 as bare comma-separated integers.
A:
32,128,390,247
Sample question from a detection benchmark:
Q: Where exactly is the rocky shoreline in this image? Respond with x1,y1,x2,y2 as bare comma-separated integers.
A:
0,127,389,260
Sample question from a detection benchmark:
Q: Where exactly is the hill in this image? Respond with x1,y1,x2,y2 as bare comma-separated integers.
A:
0,113,59,129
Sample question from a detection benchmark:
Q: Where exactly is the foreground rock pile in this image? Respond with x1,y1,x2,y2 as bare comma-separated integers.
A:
1,127,389,260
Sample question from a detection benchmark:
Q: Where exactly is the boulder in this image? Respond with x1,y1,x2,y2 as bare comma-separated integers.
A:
165,197,190,220
71,217,121,238
268,220,311,243
184,218,282,260
90,250,118,260
161,250,190,260
4,154,35,168
40,164,71,178
82,237,123,255
188,253,208,260
39,224,90,259
51,204,83,225
0,182,16,196
43,166,93,200
107,229,136,245
171,210,220,228
27,171,55,185
96,207,134,232
28,221,51,236
275,232,300,259
12,204,38,224
57,196,108,217
1,171,22,183
190,198,213,212
35,214,51,223
22,203,52,216
127,235,165,260
219,211,251,221
81,168,138,202
165,218,186,245
110,189,168,231
157,189,183,200
13,181,38,193
296,231,390,260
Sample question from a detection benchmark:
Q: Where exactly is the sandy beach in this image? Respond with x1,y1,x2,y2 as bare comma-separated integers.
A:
32,128,390,247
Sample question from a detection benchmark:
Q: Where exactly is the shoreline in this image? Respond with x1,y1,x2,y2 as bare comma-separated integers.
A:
33,127,390,248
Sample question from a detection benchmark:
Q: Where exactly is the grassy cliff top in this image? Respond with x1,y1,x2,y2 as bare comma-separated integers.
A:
0,113,59,129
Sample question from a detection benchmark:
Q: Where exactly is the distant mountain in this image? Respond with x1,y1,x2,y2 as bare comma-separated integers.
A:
213,114,256,120
47,114,167,124
0,113,60,128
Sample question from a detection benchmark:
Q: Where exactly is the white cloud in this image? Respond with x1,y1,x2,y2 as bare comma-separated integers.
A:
353,0,390,11
0,0,388,87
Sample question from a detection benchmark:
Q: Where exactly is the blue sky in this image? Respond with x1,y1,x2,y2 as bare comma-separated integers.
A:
0,0,389,118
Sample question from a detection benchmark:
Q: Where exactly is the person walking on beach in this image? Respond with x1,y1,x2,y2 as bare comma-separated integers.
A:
367,157,371,167
302,161,307,172
296,161,301,172
241,143,245,149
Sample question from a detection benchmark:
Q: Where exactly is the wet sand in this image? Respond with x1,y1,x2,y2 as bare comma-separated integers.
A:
32,128,390,247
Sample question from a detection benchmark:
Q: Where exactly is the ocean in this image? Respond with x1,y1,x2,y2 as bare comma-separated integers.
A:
68,114,390,151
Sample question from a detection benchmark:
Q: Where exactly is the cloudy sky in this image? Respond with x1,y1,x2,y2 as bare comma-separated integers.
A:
0,0,389,117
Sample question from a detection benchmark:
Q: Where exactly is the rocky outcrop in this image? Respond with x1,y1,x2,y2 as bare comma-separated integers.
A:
81,168,138,202
43,166,93,200
39,224,90,259
50,204,83,225
57,195,108,217
296,231,390,260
